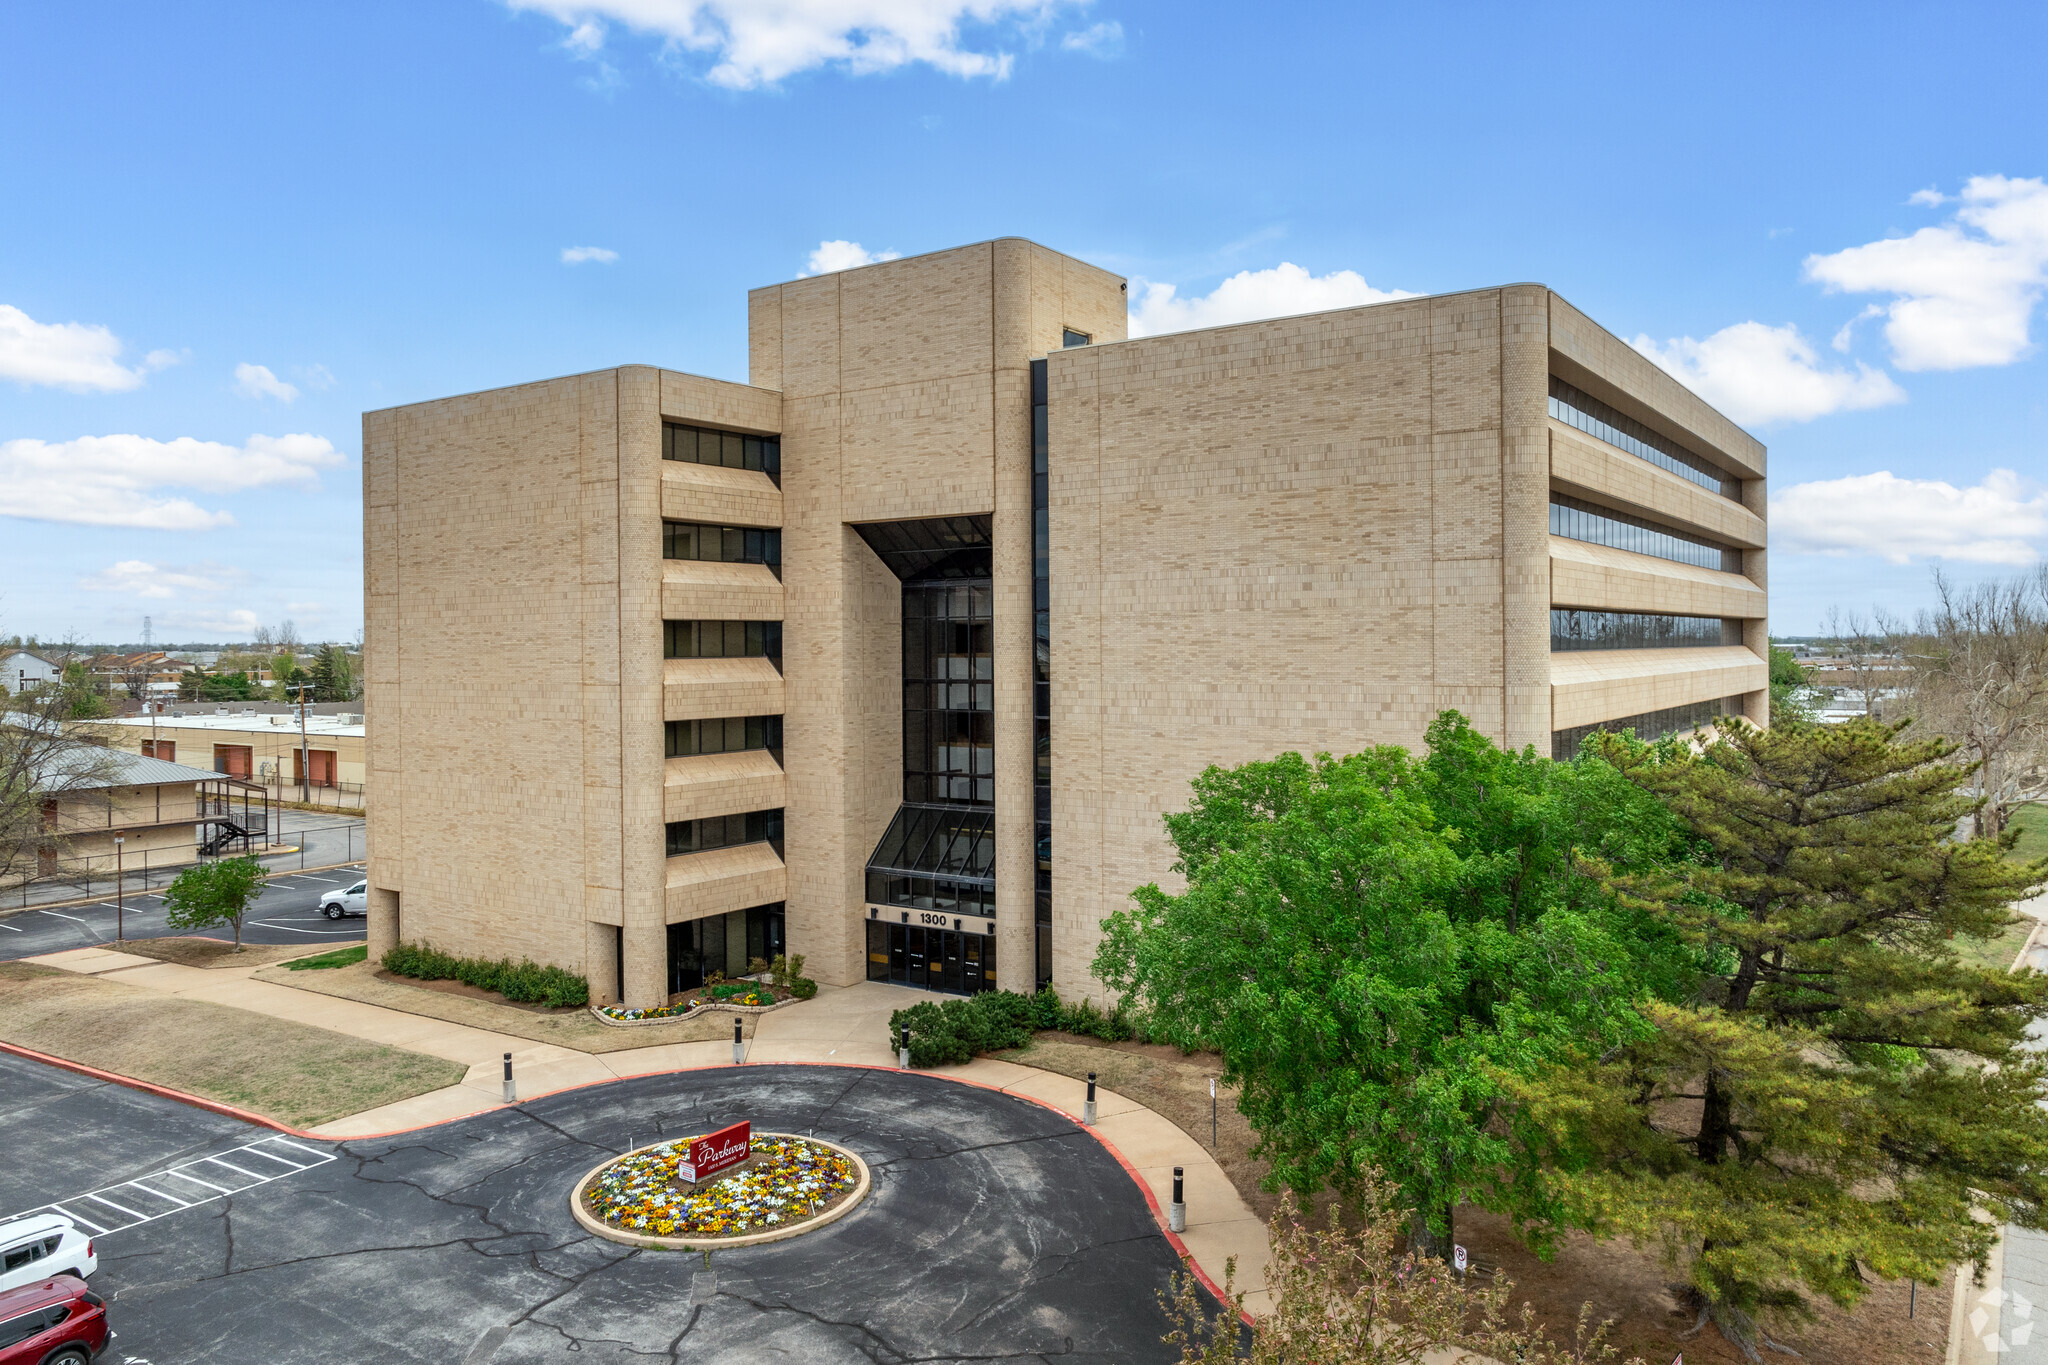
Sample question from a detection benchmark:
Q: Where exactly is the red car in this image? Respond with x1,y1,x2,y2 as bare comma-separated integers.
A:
0,1274,106,1364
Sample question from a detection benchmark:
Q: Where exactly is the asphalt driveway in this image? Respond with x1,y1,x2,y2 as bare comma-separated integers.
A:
1,1060,1208,1363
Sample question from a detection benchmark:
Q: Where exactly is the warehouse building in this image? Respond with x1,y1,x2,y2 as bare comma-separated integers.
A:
363,239,1767,1007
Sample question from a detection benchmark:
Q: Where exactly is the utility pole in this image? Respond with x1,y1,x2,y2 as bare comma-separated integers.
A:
114,836,125,942
287,680,313,803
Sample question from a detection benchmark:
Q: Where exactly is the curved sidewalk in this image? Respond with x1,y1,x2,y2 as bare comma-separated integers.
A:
17,947,1273,1315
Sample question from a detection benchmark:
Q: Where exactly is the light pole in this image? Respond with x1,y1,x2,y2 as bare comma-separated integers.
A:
286,680,313,803
114,836,125,942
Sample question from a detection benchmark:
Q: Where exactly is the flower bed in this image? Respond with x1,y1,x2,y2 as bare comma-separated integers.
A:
579,1133,862,1241
592,979,787,1025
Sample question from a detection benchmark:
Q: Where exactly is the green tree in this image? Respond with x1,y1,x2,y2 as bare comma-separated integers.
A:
58,663,111,719
162,855,269,949
1516,718,2048,1358
1767,645,1812,723
197,670,258,701
1096,713,1692,1257
309,644,356,702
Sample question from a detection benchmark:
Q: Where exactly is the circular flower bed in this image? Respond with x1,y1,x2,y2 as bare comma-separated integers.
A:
577,1133,864,1245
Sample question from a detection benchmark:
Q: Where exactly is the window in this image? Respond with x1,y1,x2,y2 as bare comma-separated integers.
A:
1061,328,1090,348
1031,356,1053,990
663,521,780,571
0,1310,47,1348
1,1242,35,1271
1549,376,1738,499
864,804,997,917
664,620,782,665
1551,610,1742,651
663,422,780,481
1550,495,1742,572
902,580,994,805
665,809,784,857
665,715,782,758
1552,697,1744,761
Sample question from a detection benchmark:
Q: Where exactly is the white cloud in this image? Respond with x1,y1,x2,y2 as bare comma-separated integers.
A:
561,245,620,264
1126,262,1416,338
0,304,175,392
233,362,299,403
507,0,1075,89
1631,321,1905,426
164,608,262,638
297,363,337,391
800,239,901,276
78,560,250,600
1804,174,2048,371
1771,469,2048,565
0,433,344,530
1061,19,1121,55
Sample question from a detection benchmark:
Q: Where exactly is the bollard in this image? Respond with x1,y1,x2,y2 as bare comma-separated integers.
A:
733,1017,745,1065
1169,1166,1186,1233
899,1024,911,1070
501,1052,516,1104
1083,1071,1097,1126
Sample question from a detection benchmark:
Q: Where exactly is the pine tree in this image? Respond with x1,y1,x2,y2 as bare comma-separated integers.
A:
1516,718,2048,1359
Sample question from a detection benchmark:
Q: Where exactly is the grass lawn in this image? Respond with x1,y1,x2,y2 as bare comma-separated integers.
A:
0,961,463,1127
251,958,745,1053
285,944,368,971
2009,803,2048,865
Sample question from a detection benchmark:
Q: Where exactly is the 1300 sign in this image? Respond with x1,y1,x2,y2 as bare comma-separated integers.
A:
914,911,953,927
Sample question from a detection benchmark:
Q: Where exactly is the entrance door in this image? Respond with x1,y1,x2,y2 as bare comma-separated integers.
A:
214,744,252,778
873,921,994,995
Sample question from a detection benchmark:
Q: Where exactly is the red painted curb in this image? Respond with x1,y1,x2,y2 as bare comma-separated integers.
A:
1,1043,1250,1322
0,1038,317,1138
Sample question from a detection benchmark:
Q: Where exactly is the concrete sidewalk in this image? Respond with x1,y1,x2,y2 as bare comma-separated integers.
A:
19,945,1273,1314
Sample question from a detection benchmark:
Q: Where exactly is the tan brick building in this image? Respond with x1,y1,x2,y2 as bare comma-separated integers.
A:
363,239,1767,1008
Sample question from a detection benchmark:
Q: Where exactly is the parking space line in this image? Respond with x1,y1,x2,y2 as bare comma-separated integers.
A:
46,1204,106,1234
81,1193,145,1220
7,1137,336,1238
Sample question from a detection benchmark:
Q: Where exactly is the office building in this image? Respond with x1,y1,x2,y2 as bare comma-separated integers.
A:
362,239,1767,1007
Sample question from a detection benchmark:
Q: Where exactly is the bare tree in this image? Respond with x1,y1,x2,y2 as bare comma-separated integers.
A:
120,657,153,701
1905,567,2048,836
252,624,275,649
1821,606,1908,717
0,666,122,885
275,620,301,652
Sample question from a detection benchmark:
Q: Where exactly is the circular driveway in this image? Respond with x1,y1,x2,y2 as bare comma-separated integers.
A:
69,1064,1209,1363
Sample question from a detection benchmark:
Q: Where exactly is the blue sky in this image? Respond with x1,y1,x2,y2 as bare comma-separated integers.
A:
2,1,2044,643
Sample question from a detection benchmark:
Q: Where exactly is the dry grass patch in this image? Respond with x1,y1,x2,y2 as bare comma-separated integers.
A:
1002,1031,1950,1365
251,959,749,1053
114,937,331,970
0,961,463,1127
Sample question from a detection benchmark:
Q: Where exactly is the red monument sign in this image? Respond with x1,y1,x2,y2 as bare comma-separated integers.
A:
679,1121,752,1184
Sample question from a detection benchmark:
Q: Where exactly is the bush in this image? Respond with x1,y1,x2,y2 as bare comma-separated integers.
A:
382,942,589,1009
790,977,818,1000
784,952,818,1000
885,985,1142,1066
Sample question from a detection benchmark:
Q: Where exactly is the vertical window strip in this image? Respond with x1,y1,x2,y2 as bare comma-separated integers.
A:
1031,358,1053,990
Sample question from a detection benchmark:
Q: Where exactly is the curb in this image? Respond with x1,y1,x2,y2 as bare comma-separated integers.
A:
0,1037,317,1137
568,1133,871,1249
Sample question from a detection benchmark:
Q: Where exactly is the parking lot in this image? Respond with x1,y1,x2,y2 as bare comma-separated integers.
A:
0,865,367,960
1,1057,1206,1363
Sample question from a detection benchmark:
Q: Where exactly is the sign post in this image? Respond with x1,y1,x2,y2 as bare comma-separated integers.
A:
1453,1244,1468,1281
679,1121,753,1185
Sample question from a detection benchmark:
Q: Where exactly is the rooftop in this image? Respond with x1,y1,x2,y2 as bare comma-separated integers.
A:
106,710,365,738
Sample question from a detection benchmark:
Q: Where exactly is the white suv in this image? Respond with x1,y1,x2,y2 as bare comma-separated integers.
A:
0,1215,95,1293
320,880,368,920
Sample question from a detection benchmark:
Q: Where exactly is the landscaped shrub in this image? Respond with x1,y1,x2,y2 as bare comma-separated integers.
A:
382,942,589,1009
886,985,1142,1066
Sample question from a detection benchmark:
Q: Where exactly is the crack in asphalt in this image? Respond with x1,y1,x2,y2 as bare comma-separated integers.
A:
31,1065,1208,1362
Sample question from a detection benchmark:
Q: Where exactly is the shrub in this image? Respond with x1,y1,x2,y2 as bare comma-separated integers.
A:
884,986,1145,1066
786,952,818,1000
382,941,589,1009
